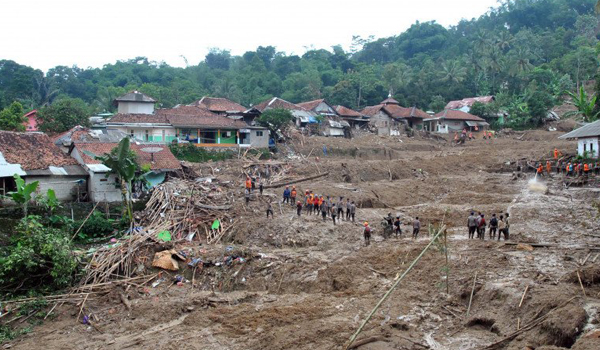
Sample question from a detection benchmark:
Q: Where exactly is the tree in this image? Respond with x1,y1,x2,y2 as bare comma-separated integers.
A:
37,97,90,133
469,101,488,118
428,95,446,113
564,86,600,122
96,138,138,222
0,101,26,131
255,108,294,135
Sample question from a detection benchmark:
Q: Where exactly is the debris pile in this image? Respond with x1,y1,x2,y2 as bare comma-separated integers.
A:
141,179,234,243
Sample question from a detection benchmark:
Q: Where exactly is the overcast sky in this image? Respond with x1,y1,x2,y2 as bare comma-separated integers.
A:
2,0,500,72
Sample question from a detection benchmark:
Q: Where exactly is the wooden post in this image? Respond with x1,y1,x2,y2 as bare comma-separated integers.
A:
466,271,478,318
445,229,449,294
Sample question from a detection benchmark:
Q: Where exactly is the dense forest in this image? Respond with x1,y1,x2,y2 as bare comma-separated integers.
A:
1,0,600,130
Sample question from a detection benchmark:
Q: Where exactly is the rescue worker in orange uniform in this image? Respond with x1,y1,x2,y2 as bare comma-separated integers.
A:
554,148,559,159
546,160,551,175
245,177,252,193
290,186,297,206
537,164,544,177
584,163,590,176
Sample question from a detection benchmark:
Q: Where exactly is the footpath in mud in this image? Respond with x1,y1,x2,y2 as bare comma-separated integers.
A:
5,131,600,350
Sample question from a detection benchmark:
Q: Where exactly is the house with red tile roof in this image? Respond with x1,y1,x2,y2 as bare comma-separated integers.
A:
445,96,495,112
107,96,269,148
297,99,338,117
254,97,316,127
0,131,87,201
334,105,369,129
424,109,489,134
189,97,261,126
360,96,427,135
23,110,39,132
71,141,181,202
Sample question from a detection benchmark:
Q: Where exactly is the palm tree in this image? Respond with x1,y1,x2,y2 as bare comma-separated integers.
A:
440,60,467,84
510,48,533,76
496,31,514,51
564,86,600,122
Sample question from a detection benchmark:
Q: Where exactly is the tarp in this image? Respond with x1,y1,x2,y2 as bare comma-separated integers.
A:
144,171,166,188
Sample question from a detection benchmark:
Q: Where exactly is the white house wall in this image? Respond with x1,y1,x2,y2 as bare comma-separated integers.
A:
26,176,86,201
578,137,599,159
117,102,154,114
108,126,177,143
370,111,392,136
89,172,122,203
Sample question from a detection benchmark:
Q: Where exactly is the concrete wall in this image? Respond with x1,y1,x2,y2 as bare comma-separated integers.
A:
370,111,392,136
89,172,122,203
25,176,87,202
117,102,154,114
578,137,599,159
247,129,269,148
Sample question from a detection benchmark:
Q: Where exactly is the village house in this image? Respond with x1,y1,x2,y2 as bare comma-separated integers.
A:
254,97,316,128
23,110,39,132
445,96,495,113
424,109,489,134
70,142,181,203
361,97,426,135
558,120,600,159
0,131,87,201
334,105,369,129
297,99,350,137
297,99,338,117
54,125,129,152
189,97,260,125
106,92,269,148
115,91,156,114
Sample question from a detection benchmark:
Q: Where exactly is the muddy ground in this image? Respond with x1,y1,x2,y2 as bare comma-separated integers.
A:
7,130,600,350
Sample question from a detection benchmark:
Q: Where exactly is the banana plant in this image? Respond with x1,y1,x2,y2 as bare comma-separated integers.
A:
95,138,137,222
6,174,39,218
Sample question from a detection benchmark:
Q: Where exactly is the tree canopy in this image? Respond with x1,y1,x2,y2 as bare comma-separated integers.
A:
37,97,90,133
0,0,598,130
0,101,26,131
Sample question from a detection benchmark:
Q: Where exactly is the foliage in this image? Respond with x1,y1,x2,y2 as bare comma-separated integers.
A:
169,143,235,163
73,211,114,241
35,189,61,215
0,101,25,131
96,138,138,222
4,174,38,218
565,86,600,121
0,216,78,294
255,108,294,134
0,0,599,129
37,97,90,133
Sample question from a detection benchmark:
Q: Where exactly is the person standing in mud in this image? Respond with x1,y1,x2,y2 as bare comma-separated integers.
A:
468,212,477,239
331,203,337,225
290,186,297,206
477,213,486,240
504,213,510,239
321,199,328,221
488,213,498,239
412,217,421,239
350,201,356,222
266,201,274,218
394,216,402,238
346,198,351,220
363,222,371,246
337,197,344,220
296,201,302,217
498,215,507,240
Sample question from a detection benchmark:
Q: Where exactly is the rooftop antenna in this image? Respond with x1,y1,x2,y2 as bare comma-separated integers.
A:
140,146,163,163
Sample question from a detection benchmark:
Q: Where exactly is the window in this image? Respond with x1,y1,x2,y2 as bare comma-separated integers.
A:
223,131,232,138
129,130,134,137
584,143,587,153
591,142,595,156
145,130,150,142
256,131,263,137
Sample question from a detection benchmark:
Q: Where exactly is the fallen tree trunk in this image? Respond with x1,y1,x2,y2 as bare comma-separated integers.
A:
194,203,232,210
347,336,389,349
263,172,329,189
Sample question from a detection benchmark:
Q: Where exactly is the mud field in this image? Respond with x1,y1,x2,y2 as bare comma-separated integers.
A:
7,130,600,350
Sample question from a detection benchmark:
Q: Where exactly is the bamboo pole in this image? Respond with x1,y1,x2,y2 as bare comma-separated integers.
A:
345,225,445,350
518,285,529,308
466,271,478,318
71,201,100,241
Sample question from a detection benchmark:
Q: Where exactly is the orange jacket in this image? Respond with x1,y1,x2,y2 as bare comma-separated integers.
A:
245,179,252,189
291,189,297,197
546,161,551,172
307,197,313,205
584,164,590,172
537,165,543,173
554,149,559,159
318,197,324,205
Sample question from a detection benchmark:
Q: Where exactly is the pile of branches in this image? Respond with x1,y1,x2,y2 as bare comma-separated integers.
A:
243,161,292,185
141,179,234,242
79,233,156,286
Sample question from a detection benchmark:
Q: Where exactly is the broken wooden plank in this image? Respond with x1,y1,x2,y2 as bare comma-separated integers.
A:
263,172,329,189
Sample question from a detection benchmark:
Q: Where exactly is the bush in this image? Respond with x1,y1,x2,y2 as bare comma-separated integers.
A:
169,143,235,163
0,216,78,294
73,211,114,241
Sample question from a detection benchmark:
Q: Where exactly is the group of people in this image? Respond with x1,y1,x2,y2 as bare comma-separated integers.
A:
467,211,510,241
279,186,358,225
453,128,495,143
363,215,421,246
533,148,600,178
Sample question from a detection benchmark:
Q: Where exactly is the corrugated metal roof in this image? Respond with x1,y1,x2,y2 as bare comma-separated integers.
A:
558,120,600,139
